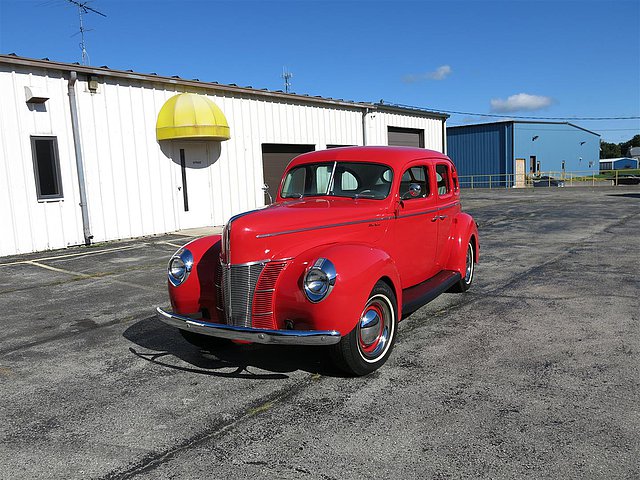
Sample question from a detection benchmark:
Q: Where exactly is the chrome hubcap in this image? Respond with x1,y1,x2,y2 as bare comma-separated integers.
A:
360,309,381,346
358,295,394,361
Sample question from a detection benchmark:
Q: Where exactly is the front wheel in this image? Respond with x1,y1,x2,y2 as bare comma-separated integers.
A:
331,281,398,376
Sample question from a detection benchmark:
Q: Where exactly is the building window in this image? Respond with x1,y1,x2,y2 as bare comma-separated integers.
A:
31,136,63,200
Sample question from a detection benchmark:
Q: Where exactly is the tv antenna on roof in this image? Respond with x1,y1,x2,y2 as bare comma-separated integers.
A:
282,67,293,93
66,0,106,65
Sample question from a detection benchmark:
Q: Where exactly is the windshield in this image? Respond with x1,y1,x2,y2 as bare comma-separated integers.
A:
281,162,393,199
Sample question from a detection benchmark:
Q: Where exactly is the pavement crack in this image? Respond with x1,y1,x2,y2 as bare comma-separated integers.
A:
98,375,319,480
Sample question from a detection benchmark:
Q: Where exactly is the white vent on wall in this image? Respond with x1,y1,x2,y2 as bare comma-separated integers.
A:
25,86,49,104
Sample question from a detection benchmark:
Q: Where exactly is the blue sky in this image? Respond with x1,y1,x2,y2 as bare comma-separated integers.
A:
1,0,638,142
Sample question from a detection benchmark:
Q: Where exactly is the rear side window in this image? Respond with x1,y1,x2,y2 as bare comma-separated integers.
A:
436,164,450,195
399,166,429,200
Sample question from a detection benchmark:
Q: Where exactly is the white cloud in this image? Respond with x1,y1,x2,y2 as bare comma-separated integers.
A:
428,65,452,80
490,93,553,113
403,65,452,83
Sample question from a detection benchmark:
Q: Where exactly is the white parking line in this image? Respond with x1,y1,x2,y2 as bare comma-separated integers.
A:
161,241,184,248
27,261,91,278
0,244,145,267
0,237,191,268
25,260,159,293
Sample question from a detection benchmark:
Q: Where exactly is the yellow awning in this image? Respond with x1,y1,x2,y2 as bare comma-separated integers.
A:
156,93,230,141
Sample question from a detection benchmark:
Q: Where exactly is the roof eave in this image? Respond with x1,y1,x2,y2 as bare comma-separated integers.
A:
0,54,375,110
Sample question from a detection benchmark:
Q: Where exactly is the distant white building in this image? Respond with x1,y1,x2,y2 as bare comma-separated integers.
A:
0,54,448,257
629,146,640,160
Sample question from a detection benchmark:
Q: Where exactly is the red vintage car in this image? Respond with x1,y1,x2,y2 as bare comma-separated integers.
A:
157,146,478,375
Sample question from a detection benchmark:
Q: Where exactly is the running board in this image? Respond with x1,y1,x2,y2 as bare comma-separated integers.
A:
401,270,461,316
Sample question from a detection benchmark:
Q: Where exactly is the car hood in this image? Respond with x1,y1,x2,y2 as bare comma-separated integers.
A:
226,197,391,263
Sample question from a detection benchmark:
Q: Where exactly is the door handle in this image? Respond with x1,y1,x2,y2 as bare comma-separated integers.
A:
439,215,448,220
432,215,447,222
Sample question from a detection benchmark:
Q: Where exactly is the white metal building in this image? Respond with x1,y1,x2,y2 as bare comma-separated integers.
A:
0,54,448,257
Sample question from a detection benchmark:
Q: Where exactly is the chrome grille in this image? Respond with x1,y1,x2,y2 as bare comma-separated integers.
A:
222,262,265,327
252,261,288,329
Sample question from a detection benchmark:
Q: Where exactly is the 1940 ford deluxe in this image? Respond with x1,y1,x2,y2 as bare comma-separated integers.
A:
157,146,478,375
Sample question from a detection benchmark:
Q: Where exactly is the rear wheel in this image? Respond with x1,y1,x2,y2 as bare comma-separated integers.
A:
179,329,231,350
331,281,397,376
450,239,475,293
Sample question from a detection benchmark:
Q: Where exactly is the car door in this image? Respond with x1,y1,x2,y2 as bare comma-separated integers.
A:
391,163,439,287
434,162,458,268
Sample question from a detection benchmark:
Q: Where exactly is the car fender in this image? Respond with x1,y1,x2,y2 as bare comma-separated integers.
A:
168,234,221,319
274,243,402,335
444,212,479,276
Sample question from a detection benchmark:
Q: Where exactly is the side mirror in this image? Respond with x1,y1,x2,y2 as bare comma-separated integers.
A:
401,183,422,200
262,184,273,205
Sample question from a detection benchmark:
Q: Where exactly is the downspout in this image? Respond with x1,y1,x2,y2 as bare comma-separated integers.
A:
362,107,369,146
67,71,92,245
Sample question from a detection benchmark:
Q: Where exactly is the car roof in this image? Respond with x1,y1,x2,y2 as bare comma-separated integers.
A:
288,146,449,170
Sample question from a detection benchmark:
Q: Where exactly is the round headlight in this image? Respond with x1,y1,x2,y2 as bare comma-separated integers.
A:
169,257,186,278
303,258,336,302
168,248,194,287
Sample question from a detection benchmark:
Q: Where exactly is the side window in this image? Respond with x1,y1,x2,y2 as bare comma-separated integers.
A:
436,164,450,196
399,166,429,200
31,136,63,200
315,165,332,193
340,171,358,191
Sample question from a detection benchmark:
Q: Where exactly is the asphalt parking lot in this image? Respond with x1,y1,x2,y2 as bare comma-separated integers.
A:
1,187,638,479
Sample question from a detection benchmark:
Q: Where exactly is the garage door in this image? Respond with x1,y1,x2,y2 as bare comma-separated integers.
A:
261,144,315,200
388,127,424,148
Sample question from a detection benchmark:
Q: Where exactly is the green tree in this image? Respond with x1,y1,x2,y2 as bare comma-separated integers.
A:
619,134,640,156
600,141,621,159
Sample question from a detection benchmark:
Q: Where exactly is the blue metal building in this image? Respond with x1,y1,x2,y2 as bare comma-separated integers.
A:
447,121,600,186
599,157,639,171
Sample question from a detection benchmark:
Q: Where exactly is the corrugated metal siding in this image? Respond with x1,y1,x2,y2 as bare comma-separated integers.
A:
447,123,509,178
513,123,600,173
77,82,367,242
610,158,638,169
1,66,367,254
77,79,182,243
0,66,84,256
367,111,444,152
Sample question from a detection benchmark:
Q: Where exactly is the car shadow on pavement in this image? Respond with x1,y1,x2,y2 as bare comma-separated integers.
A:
606,193,640,199
123,316,344,379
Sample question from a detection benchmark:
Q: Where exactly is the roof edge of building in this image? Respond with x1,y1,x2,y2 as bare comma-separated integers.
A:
447,120,600,137
373,102,449,120
0,53,377,110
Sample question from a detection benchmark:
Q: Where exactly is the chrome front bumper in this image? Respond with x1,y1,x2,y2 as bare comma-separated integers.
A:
156,307,341,346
